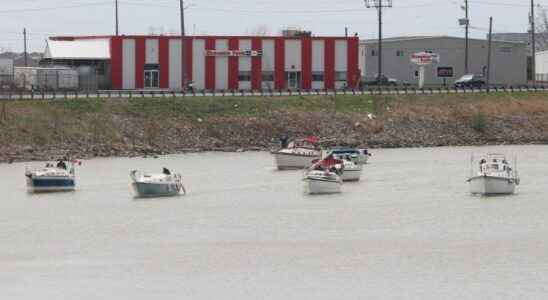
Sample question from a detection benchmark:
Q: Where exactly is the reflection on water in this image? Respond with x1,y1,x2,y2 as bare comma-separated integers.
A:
1,146,548,299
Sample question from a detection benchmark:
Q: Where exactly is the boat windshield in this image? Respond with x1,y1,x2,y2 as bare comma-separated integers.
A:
488,164,499,170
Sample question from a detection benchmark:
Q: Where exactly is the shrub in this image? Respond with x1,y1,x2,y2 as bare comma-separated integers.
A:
471,113,487,133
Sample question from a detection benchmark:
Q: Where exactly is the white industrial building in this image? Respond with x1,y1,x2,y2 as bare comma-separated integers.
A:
360,36,528,86
535,50,548,82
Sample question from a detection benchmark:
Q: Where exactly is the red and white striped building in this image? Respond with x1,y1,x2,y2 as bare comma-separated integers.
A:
47,35,360,91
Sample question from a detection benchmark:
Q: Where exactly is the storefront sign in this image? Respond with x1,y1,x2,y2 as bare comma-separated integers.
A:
411,52,440,66
437,67,454,78
205,50,262,57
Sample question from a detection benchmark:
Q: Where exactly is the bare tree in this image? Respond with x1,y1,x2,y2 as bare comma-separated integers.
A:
535,7,548,50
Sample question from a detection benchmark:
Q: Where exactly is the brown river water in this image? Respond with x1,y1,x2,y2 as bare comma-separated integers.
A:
1,146,548,299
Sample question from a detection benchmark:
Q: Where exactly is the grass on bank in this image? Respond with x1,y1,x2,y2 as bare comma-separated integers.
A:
4,95,377,120
3,91,548,124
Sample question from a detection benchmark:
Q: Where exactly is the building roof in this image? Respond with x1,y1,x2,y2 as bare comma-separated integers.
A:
49,34,356,41
491,32,548,53
360,35,525,45
44,39,110,60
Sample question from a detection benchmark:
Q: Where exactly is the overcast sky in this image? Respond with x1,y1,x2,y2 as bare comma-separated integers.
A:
1,0,545,52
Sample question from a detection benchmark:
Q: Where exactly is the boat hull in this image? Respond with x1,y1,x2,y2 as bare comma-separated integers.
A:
26,176,75,193
132,182,181,198
272,152,319,170
468,176,516,195
341,168,362,182
305,178,342,195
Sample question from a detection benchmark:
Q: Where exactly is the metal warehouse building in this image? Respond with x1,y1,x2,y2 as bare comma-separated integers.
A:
360,36,527,86
45,35,360,91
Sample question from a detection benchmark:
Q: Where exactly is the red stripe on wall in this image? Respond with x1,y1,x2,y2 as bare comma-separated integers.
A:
274,38,285,90
228,38,239,90
324,38,335,90
251,38,262,90
205,37,216,90
159,38,169,89
301,38,312,90
184,37,193,87
110,37,123,89
135,38,146,89
347,37,359,89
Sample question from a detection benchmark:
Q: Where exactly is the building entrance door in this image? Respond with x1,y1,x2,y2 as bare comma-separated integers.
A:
144,69,159,89
287,71,301,90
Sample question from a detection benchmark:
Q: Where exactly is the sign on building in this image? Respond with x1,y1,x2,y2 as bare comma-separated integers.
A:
205,50,263,57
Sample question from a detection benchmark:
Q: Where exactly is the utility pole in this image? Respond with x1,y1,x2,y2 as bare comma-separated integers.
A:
115,0,119,36
180,0,186,89
23,28,28,67
487,17,493,93
531,0,536,83
365,0,392,90
464,0,469,74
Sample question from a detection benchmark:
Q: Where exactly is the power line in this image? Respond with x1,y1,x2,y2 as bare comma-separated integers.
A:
118,1,451,14
0,1,112,14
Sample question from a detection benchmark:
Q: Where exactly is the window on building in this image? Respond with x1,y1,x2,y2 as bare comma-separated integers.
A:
371,49,377,56
312,72,324,81
396,50,405,57
261,71,274,82
335,72,347,81
238,71,252,82
414,70,419,78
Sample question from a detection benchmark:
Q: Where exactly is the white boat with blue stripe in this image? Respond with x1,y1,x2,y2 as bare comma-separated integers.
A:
327,147,371,165
25,160,76,193
130,168,186,198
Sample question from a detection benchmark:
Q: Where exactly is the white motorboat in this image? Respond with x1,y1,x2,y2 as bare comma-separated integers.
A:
304,156,343,194
130,168,186,198
328,147,371,164
340,159,363,182
25,160,77,192
272,136,321,170
328,151,363,182
467,154,520,195
304,170,342,195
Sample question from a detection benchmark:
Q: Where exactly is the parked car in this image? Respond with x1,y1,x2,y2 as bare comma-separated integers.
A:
362,75,399,87
454,74,485,89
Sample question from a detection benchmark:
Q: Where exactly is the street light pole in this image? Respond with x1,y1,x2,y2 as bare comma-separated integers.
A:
365,0,392,90
180,0,186,89
531,0,536,83
23,28,28,67
464,0,469,74
487,17,493,93
115,0,119,36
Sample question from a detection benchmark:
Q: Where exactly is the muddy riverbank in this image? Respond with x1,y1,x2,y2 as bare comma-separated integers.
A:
1,92,548,162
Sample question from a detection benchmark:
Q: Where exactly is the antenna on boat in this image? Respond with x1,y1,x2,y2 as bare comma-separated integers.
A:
470,152,474,178
514,154,518,179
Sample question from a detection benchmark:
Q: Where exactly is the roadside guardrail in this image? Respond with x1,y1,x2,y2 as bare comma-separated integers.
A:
1,86,548,101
